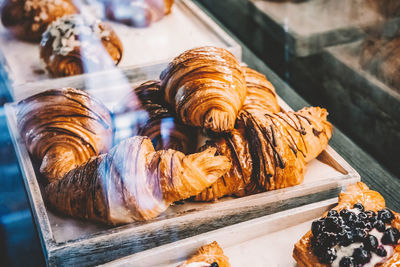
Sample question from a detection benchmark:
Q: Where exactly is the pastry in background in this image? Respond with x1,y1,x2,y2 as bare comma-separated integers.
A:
195,107,332,201
160,46,247,133
178,241,230,267
17,88,113,183
40,14,123,77
45,136,231,225
241,66,280,113
359,34,400,92
114,80,197,154
293,182,400,266
0,0,78,42
97,0,174,28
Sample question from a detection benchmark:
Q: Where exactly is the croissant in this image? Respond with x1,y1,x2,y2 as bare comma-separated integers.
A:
160,46,247,132
40,14,123,77
178,241,230,267
241,66,280,113
0,0,78,42
293,182,400,267
45,136,231,224
360,34,400,91
17,88,113,183
115,80,197,154
195,107,332,201
368,0,400,17
101,0,174,27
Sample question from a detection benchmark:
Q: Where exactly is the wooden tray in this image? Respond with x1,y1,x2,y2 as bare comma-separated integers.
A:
5,68,360,266
101,198,338,266
0,0,241,95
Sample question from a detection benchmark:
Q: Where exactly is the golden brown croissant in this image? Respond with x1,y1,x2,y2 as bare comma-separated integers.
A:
160,46,247,133
40,14,123,77
17,88,113,183
293,182,400,267
178,241,230,267
195,107,332,201
115,80,197,154
45,136,231,224
360,34,400,91
164,0,174,14
0,0,78,42
241,66,280,113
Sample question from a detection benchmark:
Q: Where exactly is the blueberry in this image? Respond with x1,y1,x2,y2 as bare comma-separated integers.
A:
343,212,358,226
378,209,394,224
339,231,354,246
340,209,350,217
210,263,219,267
375,246,387,257
372,220,386,232
365,210,376,219
358,212,368,222
353,203,365,212
311,219,325,237
320,232,338,247
327,210,339,217
382,227,400,245
363,235,378,251
325,217,341,232
319,247,337,264
352,228,367,242
352,247,371,264
339,256,356,267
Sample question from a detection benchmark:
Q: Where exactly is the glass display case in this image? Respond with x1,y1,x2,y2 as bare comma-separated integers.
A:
0,0,399,266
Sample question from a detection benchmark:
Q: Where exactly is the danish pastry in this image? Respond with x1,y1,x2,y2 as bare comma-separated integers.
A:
178,241,230,267
1,0,78,42
293,182,400,267
40,14,123,77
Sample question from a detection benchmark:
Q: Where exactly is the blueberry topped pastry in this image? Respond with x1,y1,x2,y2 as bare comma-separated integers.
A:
177,241,230,267
293,182,400,267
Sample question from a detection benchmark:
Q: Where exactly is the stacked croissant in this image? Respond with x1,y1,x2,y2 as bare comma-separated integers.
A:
17,46,333,225
1,0,175,77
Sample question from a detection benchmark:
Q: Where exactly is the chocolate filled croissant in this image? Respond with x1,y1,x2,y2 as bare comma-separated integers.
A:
115,80,197,154
17,88,113,183
241,67,280,113
360,35,400,91
45,136,231,225
178,241,230,267
293,182,400,267
40,14,123,77
195,107,332,201
0,0,78,42
160,46,247,133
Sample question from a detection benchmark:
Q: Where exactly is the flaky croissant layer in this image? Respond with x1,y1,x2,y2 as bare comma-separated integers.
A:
45,136,231,225
17,88,113,183
160,46,247,132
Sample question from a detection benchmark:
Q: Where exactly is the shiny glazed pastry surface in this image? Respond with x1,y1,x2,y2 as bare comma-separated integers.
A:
17,88,113,183
40,14,123,77
1,0,78,42
45,136,231,225
293,182,400,267
178,241,230,267
160,46,247,133
115,80,197,154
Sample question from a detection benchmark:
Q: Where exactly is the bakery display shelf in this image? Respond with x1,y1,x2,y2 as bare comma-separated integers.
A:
4,65,360,266
0,0,241,97
101,198,337,266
